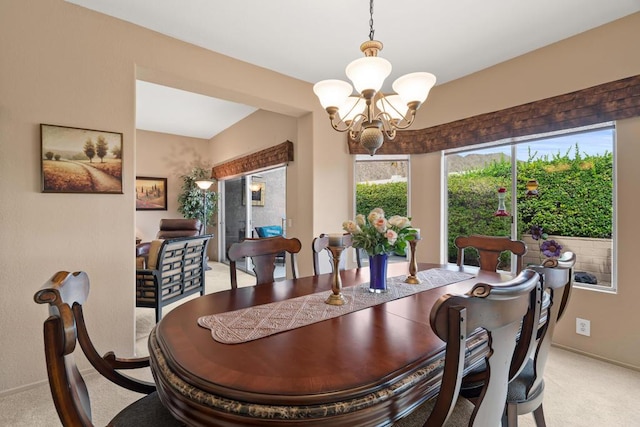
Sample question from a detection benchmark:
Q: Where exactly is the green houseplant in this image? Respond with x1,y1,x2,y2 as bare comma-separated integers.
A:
177,166,218,232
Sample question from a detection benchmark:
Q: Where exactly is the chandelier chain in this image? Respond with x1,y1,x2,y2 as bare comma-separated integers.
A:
368,0,375,41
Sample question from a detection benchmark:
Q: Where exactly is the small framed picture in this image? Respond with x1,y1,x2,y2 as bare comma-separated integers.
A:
135,177,168,211
41,124,123,193
251,182,265,206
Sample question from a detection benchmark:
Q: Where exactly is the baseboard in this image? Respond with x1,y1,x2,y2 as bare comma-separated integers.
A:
551,343,640,372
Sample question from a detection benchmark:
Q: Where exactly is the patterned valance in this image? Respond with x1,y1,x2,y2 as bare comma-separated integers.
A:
348,74,640,155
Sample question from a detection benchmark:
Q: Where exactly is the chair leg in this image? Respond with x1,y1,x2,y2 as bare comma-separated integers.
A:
505,403,518,427
532,404,546,427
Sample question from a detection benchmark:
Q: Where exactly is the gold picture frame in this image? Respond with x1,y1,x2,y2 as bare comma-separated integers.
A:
41,124,123,193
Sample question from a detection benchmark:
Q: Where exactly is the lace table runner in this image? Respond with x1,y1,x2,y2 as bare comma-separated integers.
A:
198,268,474,344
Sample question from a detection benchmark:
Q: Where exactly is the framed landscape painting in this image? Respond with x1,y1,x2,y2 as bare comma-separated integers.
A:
41,124,123,193
135,177,168,211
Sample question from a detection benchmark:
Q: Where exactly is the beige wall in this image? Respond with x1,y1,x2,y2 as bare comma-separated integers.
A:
135,130,210,242
1,0,639,396
0,0,331,394
409,14,640,368
208,109,301,266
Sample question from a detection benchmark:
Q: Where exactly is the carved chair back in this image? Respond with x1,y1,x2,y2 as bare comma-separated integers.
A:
311,233,362,275
34,271,174,426
504,252,576,426
227,236,302,289
421,269,541,426
455,234,527,274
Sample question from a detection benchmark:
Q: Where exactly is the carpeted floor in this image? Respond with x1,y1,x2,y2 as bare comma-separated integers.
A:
4,263,640,426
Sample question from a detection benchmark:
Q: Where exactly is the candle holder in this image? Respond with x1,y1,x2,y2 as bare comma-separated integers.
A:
325,245,347,306
405,237,421,284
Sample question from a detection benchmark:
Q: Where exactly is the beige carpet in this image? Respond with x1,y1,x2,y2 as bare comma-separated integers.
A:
4,263,640,426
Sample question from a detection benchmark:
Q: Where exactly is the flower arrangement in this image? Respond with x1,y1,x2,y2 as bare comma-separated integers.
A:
530,225,563,261
343,208,418,256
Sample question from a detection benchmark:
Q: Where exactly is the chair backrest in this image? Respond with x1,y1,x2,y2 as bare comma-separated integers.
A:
311,233,362,275
455,234,527,274
426,269,541,427
34,271,156,426
524,251,576,397
157,218,202,239
227,236,302,289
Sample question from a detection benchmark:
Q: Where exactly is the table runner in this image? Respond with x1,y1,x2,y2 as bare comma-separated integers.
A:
198,268,474,344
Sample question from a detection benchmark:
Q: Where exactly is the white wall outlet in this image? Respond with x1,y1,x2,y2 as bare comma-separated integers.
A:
576,318,591,336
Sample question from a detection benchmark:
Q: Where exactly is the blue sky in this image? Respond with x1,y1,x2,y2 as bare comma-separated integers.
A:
461,127,614,160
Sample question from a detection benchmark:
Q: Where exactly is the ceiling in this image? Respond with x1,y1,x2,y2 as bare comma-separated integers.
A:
68,0,640,140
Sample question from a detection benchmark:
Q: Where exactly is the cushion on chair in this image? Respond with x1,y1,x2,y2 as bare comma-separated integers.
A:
506,358,543,403
255,225,283,238
110,391,183,426
157,219,201,239
147,240,164,270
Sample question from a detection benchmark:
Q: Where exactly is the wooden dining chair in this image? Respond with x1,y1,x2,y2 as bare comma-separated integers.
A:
455,235,527,274
311,233,362,275
504,252,576,427
393,269,541,427
34,271,182,427
227,235,302,289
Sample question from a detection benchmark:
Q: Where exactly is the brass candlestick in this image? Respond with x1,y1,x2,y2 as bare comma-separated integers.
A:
405,238,421,284
325,245,347,305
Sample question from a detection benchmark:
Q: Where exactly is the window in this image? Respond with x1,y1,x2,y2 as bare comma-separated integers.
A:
445,124,615,291
354,154,411,264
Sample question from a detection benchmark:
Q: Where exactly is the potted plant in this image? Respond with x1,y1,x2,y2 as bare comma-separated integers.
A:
177,166,218,233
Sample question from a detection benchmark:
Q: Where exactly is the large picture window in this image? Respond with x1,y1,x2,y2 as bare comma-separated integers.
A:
445,124,615,291
354,155,410,265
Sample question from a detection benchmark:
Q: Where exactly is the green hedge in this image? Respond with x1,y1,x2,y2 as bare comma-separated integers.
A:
354,147,613,269
447,146,612,265
356,182,408,218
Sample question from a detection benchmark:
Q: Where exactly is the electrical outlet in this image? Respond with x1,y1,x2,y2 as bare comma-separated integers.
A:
576,318,591,336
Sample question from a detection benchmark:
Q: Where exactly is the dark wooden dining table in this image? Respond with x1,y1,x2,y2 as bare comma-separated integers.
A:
148,262,511,427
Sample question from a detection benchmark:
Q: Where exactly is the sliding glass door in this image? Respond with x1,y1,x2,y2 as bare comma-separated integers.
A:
220,167,287,278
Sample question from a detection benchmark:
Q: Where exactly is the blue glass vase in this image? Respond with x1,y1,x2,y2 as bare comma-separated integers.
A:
368,253,389,293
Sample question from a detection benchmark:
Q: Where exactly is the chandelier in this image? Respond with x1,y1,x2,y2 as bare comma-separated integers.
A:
313,0,436,155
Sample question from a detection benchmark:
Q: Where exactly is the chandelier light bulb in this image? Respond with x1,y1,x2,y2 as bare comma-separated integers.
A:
392,72,437,106
313,79,353,110
345,56,392,94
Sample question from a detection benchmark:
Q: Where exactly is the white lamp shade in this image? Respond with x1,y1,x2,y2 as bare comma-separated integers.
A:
339,96,366,122
195,180,213,190
345,56,392,93
313,79,353,109
392,72,437,105
376,95,408,121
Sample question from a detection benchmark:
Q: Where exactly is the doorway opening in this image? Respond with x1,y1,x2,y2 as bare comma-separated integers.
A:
220,166,287,279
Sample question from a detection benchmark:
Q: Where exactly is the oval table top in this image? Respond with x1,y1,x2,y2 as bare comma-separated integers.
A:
149,262,509,426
